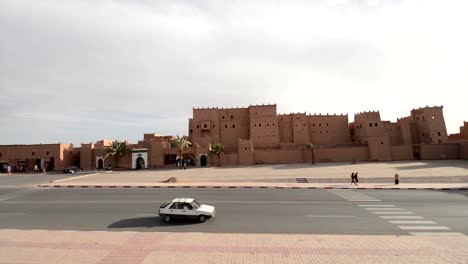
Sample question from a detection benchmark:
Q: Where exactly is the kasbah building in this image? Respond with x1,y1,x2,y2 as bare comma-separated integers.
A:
1,104,468,173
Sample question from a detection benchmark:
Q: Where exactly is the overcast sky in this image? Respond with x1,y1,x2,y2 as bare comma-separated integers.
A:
1,0,467,145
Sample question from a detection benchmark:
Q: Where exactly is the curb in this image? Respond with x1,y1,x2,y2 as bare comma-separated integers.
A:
36,185,468,190
50,172,98,183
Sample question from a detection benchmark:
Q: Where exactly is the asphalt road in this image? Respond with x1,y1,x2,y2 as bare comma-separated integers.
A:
0,187,467,235
0,173,90,187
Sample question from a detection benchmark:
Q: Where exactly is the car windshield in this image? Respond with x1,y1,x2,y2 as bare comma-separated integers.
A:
160,202,171,208
191,200,201,209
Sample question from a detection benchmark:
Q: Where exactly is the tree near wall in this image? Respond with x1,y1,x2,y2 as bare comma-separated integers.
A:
170,135,192,168
103,141,131,168
210,143,225,167
305,143,316,165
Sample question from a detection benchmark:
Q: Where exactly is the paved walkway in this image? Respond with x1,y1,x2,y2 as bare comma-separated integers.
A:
0,229,467,263
42,161,468,189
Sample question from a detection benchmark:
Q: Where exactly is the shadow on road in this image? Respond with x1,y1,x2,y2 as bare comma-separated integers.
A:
108,216,199,229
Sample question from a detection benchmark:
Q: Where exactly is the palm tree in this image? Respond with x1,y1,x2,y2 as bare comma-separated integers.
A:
103,141,131,168
171,135,192,169
210,143,225,167
305,143,316,165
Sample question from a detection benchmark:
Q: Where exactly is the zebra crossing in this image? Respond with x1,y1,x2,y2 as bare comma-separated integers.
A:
359,204,465,236
0,188,38,202
329,190,465,236
327,189,381,202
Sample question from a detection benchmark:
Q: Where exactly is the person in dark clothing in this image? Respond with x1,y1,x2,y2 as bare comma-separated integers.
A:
350,172,357,185
354,172,359,184
394,173,400,185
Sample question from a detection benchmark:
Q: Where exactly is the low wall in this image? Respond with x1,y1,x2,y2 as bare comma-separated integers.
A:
460,143,468,159
253,149,304,164
420,143,459,160
391,145,413,161
314,146,369,162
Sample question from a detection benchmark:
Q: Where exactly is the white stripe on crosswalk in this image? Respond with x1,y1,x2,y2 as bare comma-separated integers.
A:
398,226,450,230
359,205,396,207
365,208,405,211
389,220,436,224
380,216,424,219
372,212,413,215
410,232,465,236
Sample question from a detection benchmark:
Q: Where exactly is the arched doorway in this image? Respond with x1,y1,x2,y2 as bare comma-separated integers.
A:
200,155,207,166
97,159,104,169
136,157,145,170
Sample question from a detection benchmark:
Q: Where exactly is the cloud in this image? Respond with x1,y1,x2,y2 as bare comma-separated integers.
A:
0,0,467,145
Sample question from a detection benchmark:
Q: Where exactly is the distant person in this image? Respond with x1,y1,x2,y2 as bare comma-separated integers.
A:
7,165,11,174
394,173,400,185
34,164,38,172
350,172,357,185
354,172,359,185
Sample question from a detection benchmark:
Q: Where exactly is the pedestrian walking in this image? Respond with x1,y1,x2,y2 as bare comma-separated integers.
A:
354,172,359,185
394,173,399,185
350,172,357,185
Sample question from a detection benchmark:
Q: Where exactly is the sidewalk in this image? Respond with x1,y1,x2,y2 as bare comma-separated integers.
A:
39,161,468,190
0,229,467,264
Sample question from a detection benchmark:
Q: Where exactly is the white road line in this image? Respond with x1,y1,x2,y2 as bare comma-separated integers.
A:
306,215,356,218
365,208,405,211
0,213,26,216
380,216,424,219
348,200,381,202
359,205,396,207
410,232,465,236
389,220,437,224
372,212,414,215
398,226,450,230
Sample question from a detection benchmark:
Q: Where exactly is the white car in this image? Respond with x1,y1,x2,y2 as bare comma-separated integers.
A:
158,198,215,223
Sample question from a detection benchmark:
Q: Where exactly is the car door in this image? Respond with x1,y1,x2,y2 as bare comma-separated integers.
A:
169,202,184,218
180,203,197,219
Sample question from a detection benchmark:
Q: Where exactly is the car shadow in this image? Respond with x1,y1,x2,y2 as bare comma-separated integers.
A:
108,216,200,229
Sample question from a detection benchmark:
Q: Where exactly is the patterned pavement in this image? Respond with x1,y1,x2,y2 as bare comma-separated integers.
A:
1,230,468,264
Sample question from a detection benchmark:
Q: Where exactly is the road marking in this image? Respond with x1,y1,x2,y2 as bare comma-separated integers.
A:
389,220,437,224
0,213,26,216
359,205,396,207
0,196,16,198
365,208,405,211
398,226,450,230
410,232,465,236
3,200,352,204
306,215,356,218
380,216,424,219
348,199,381,202
372,211,414,215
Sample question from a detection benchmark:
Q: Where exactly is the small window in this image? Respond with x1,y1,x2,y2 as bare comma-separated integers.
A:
259,124,262,127
422,133,425,136
320,131,322,134
369,123,373,127
432,115,435,120
230,115,233,119
417,117,419,120
46,151,50,155
0,152,2,157
222,116,225,119
327,123,329,126
225,125,228,128
190,129,193,133
267,123,270,127
326,131,328,133
375,123,378,127
232,124,235,128
204,124,207,128
32,151,35,156
381,142,384,144
313,124,315,127
254,124,256,127
196,125,200,128
438,132,441,136
213,125,215,128
245,147,248,150
319,124,321,126
273,123,275,126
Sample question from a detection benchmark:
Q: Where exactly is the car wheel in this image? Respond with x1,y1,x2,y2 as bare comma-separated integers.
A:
198,215,207,223
163,215,171,223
